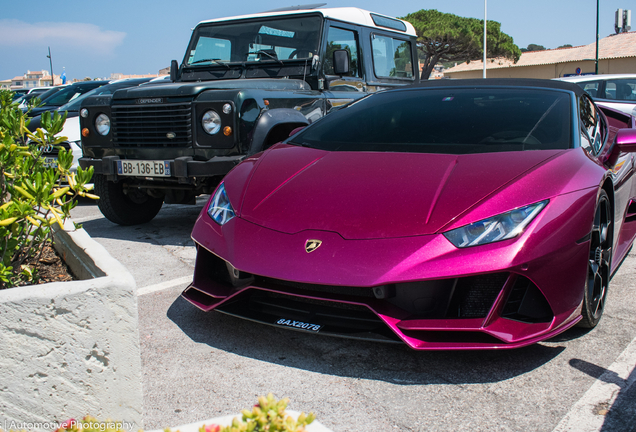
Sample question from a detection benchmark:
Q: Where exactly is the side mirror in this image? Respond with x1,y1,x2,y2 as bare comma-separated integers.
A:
333,50,350,76
170,60,179,82
616,128,636,152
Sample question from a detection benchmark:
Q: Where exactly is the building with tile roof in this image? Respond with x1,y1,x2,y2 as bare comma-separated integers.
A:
9,70,60,89
108,72,159,80
445,31,636,79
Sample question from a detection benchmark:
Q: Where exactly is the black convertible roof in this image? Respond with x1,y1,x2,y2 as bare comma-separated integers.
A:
411,78,586,96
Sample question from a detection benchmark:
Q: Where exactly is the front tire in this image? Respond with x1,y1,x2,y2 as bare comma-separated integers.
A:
578,189,613,329
94,175,163,225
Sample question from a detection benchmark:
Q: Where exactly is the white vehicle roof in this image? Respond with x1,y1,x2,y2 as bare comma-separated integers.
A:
26,86,54,93
197,7,417,37
555,74,636,83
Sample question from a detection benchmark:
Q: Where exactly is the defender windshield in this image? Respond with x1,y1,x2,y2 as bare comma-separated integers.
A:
290,88,573,154
185,15,322,66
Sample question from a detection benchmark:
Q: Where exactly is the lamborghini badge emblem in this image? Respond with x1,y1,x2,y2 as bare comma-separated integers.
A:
305,239,322,253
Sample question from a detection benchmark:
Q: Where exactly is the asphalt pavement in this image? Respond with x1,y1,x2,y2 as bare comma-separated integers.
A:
70,199,636,432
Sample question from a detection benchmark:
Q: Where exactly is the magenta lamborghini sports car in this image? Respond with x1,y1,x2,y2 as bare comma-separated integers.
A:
183,79,636,350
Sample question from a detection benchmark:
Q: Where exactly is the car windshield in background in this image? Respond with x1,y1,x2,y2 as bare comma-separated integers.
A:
185,15,322,65
40,84,103,107
16,87,63,105
290,87,573,154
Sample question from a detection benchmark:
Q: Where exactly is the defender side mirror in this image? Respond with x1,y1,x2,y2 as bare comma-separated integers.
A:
333,50,350,76
170,60,179,82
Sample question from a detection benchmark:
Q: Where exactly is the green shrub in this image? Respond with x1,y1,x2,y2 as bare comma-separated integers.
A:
196,393,316,432
0,90,96,289
28,395,316,432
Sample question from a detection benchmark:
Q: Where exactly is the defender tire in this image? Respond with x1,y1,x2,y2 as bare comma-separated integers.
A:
95,175,163,226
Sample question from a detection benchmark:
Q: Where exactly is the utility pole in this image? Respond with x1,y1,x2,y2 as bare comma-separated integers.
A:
595,0,599,74
483,0,487,78
47,47,54,85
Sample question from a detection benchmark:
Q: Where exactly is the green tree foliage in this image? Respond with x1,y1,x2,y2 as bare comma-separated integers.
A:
558,44,573,49
0,90,96,288
401,9,521,79
521,43,547,52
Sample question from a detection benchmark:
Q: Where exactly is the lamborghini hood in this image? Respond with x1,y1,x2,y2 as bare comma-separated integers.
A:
233,145,564,239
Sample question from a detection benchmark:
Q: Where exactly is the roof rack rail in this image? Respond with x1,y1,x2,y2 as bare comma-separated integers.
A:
262,3,327,13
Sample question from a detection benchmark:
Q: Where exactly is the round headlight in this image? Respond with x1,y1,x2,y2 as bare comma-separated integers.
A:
222,103,232,114
95,114,110,136
80,108,89,118
202,110,221,135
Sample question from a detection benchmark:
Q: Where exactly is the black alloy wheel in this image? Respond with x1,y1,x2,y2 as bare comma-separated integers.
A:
578,189,612,328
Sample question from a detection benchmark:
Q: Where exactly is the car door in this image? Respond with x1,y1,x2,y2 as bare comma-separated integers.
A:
321,22,367,113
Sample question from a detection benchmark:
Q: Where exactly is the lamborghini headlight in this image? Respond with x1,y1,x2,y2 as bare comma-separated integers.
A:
444,200,548,248
207,183,235,225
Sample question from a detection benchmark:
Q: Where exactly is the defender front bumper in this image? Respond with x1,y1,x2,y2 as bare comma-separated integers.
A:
79,155,244,182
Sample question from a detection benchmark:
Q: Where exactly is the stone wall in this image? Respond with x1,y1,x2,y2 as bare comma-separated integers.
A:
0,227,142,430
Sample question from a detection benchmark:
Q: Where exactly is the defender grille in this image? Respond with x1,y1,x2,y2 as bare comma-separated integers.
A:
112,103,192,147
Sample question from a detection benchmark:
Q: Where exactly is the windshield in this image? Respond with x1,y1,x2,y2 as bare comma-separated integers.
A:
185,15,322,66
290,88,573,154
41,84,104,107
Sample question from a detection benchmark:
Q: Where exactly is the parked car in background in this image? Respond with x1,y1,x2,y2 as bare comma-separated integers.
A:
28,78,153,173
11,88,30,100
556,74,636,117
14,86,64,108
24,80,108,117
183,79,636,350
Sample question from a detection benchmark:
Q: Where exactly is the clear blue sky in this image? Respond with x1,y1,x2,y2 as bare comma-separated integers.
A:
0,0,630,81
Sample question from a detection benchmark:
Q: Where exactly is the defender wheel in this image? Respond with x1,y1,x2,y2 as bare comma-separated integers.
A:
578,189,612,329
94,175,163,226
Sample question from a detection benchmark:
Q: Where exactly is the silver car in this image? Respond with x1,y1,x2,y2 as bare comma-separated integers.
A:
555,74,636,116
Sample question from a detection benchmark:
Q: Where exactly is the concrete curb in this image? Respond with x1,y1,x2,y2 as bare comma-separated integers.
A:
147,411,334,432
0,221,143,430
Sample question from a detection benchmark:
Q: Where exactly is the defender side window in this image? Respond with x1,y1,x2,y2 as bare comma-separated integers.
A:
371,35,414,79
324,27,360,77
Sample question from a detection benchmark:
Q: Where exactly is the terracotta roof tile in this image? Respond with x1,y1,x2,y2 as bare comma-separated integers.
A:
446,31,636,73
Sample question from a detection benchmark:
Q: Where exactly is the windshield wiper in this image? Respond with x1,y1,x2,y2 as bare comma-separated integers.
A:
189,58,231,69
251,50,284,65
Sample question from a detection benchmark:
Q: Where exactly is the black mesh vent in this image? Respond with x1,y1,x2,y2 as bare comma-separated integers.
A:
217,289,400,342
502,276,553,323
112,103,192,147
446,273,508,318
255,276,376,299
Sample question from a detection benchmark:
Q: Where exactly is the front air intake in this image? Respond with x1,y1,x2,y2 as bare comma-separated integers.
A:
502,276,553,323
445,273,509,318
